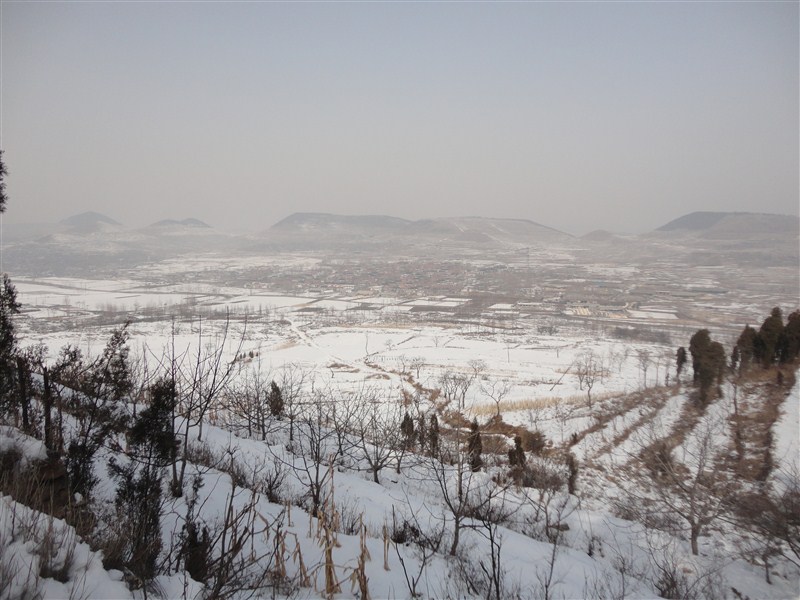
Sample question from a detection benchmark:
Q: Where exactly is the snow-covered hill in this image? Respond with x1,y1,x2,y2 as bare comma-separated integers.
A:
1,337,798,599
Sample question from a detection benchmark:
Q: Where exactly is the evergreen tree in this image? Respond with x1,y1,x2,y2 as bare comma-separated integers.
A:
268,380,284,418
0,152,17,412
508,434,526,468
400,411,415,450
467,418,483,472
129,378,177,460
0,149,7,213
730,344,740,374
689,329,725,404
676,346,687,378
757,307,784,367
735,324,758,374
780,310,800,363
689,329,711,384
0,274,20,412
416,414,427,453
709,341,726,385
108,378,176,585
428,413,439,457
66,324,133,498
566,452,579,495
96,323,134,402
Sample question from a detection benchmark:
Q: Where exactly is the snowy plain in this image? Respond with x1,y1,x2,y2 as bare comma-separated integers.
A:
4,273,799,599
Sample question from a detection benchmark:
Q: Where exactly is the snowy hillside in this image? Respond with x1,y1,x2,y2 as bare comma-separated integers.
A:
1,308,798,599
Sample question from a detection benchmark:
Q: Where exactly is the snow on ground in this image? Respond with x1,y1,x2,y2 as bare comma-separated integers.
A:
628,310,678,320
0,426,48,465
0,495,133,600
674,390,733,477
774,377,800,475
16,277,674,426
573,392,687,467
7,274,800,598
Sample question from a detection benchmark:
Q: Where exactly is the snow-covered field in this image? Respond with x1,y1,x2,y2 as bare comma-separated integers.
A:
14,276,676,429
5,274,799,599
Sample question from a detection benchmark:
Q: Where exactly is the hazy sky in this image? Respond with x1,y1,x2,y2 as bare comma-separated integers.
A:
1,1,797,235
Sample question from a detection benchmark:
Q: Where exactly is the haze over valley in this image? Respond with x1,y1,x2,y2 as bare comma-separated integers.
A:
1,2,798,598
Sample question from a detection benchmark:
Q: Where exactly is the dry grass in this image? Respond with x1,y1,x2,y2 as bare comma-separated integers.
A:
469,391,619,417
592,388,674,459
481,433,512,456
724,366,797,480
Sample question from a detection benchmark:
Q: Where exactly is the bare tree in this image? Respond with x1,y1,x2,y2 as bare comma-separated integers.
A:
521,481,574,600
188,314,245,442
468,359,487,384
325,388,359,467
277,363,310,448
51,325,133,499
632,416,734,555
465,482,516,600
636,348,651,389
396,354,409,377
226,358,272,440
438,372,459,406
276,393,338,518
734,464,800,580
425,426,481,556
575,350,598,405
159,315,245,496
481,378,513,419
201,483,288,599
391,502,445,599
409,356,426,382
350,390,404,484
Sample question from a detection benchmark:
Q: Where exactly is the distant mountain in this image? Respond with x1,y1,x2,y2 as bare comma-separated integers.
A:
5,208,795,277
271,212,410,233
265,213,572,251
656,211,729,232
438,216,572,244
642,211,799,268
655,211,799,237
150,218,211,229
581,229,620,242
60,211,121,234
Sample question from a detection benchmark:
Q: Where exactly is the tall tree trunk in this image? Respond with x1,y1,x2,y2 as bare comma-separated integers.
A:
16,357,28,432
42,367,53,454
449,518,461,556
690,522,700,556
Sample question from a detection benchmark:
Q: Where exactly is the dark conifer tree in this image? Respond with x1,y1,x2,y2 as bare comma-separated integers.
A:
428,413,439,458
730,344,740,374
735,324,758,374
108,378,176,584
268,380,284,418
689,329,711,384
710,341,726,385
566,453,579,495
416,414,427,453
66,324,132,498
467,418,483,472
757,307,784,367
400,411,415,450
0,149,7,213
0,150,17,413
689,329,725,404
676,346,687,378
508,434,526,468
781,310,800,363
0,275,20,412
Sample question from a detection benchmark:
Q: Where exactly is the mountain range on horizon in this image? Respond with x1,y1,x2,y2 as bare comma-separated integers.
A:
1,208,797,278
29,209,800,239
